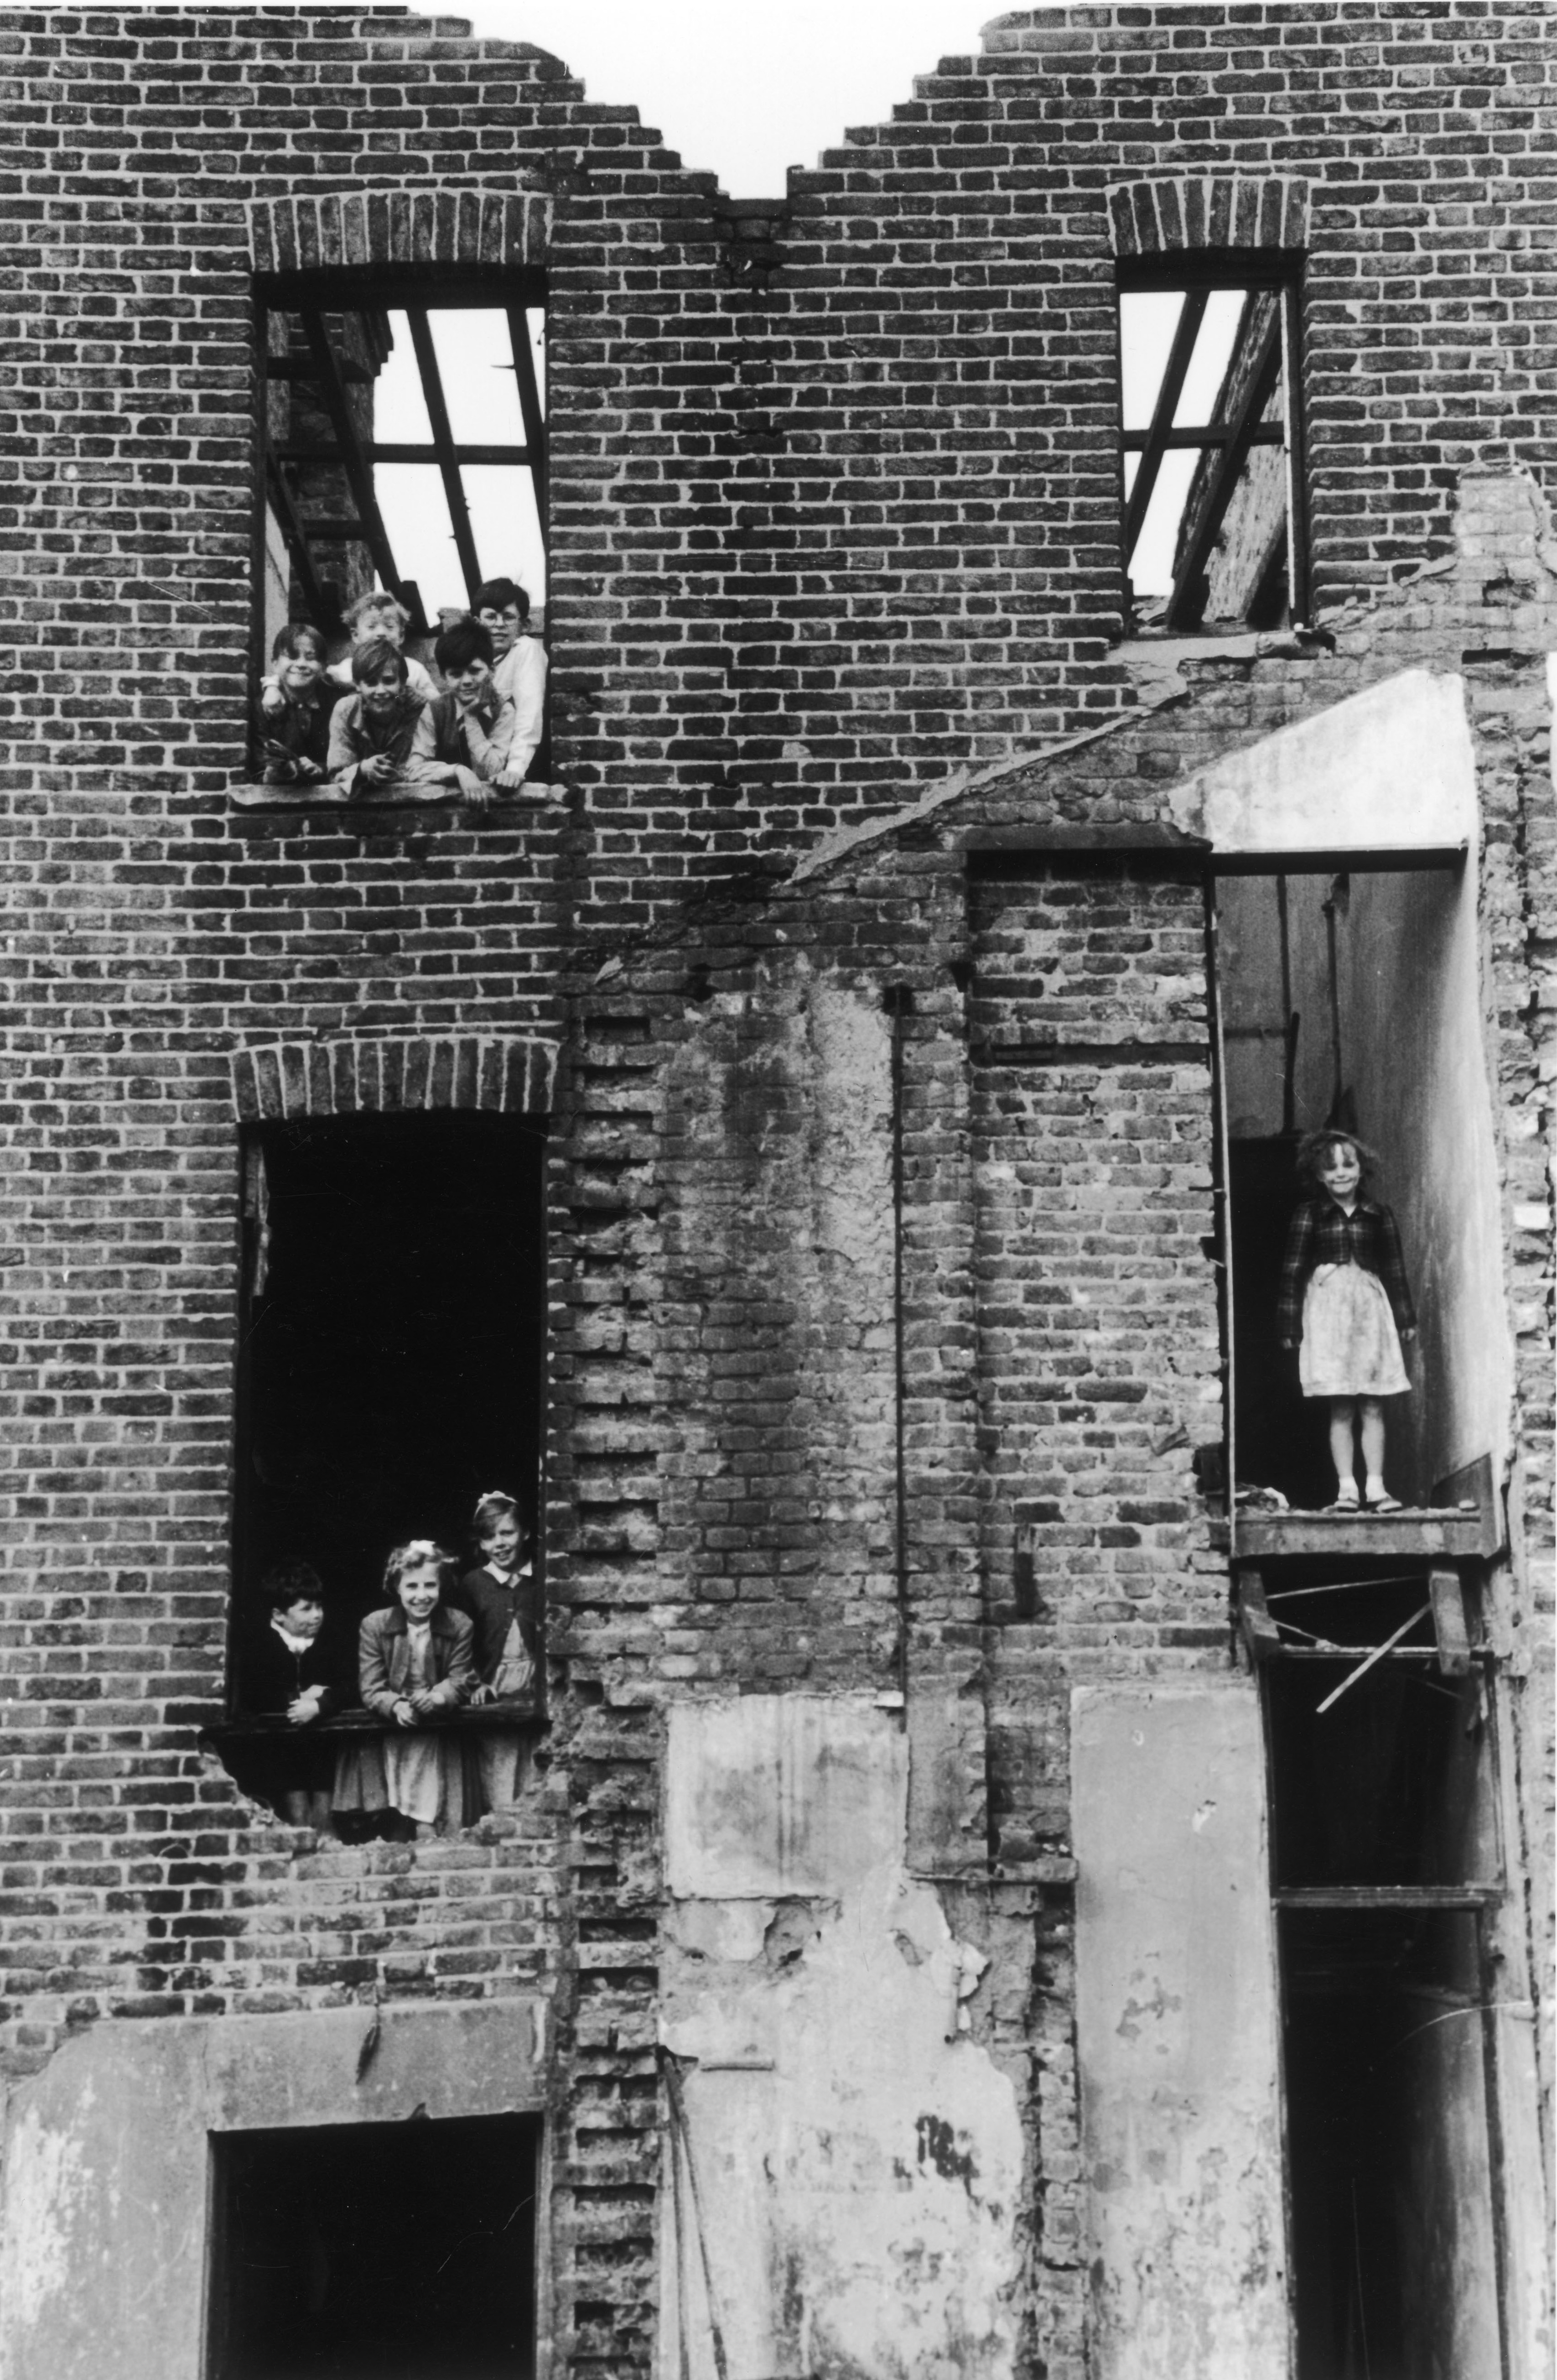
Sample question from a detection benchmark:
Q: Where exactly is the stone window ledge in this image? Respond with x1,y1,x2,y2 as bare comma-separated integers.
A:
230,781,569,813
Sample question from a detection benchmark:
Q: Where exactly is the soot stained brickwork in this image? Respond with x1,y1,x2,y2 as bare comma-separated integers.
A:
0,10,1552,2380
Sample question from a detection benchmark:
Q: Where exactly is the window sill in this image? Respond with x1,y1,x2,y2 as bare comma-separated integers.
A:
229,781,568,814
208,1704,540,1739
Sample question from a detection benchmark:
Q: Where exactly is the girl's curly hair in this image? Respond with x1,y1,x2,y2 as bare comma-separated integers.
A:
1296,1128,1378,1187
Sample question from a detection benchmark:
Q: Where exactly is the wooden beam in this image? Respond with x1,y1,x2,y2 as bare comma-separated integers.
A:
1429,1566,1473,1678
272,442,533,467
1164,301,1284,631
297,309,405,603
507,305,550,557
405,308,484,607
263,453,333,626
1123,285,1208,560
1236,1568,1282,1665
1122,424,1283,455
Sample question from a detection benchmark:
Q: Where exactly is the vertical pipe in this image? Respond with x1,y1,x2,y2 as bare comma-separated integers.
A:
1277,872,1297,1135
887,985,913,1713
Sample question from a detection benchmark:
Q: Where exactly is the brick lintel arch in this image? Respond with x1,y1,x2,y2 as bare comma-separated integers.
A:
247,186,551,277
230,1035,559,1122
1106,174,1309,260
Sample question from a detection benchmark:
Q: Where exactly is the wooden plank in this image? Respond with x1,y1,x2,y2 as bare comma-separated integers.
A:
1122,285,1208,557
405,307,483,607
1164,300,1283,631
1431,1451,1503,1557
1230,1509,1489,1560
298,309,405,603
1273,1884,1501,1910
1235,1568,1282,1665
507,304,550,556
1429,1566,1473,1677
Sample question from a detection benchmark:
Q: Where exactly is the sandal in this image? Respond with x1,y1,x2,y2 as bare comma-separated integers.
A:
1326,1491,1360,1513
1364,1491,1402,1515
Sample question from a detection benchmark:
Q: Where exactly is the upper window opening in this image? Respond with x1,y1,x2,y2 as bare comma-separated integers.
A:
252,270,553,801
1117,257,1306,636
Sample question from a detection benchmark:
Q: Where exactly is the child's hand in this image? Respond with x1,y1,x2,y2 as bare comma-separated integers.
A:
287,1688,324,1727
362,751,398,787
470,1682,496,1707
409,1686,440,1715
260,684,286,718
392,1695,417,1728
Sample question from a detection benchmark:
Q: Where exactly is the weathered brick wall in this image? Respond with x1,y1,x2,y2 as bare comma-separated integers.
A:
0,6,1552,2374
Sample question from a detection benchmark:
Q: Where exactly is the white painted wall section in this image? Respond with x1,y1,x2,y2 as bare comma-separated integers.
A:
1073,1682,1291,2380
1168,668,1478,857
660,1697,1024,2380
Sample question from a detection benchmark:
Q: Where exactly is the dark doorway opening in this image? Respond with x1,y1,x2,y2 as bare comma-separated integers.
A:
1229,1133,1333,1507
208,2113,540,2380
1280,1908,1502,2380
234,1112,545,1685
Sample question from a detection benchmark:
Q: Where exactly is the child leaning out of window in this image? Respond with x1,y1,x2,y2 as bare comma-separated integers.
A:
451,1489,539,1809
410,618,517,812
257,624,333,784
333,1541,476,1839
237,1558,348,1828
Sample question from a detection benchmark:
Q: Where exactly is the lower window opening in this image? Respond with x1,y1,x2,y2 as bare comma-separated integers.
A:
208,2114,540,2380
218,1112,546,1834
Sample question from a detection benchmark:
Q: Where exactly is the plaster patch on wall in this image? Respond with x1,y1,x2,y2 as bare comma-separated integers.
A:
660,1699,1023,2380
1167,667,1478,855
2,2099,94,2331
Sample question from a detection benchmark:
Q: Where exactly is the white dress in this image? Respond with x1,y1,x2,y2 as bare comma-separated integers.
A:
1299,1263,1410,1399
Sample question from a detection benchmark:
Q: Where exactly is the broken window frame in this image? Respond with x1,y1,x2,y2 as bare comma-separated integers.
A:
1116,251,1309,637
249,264,548,771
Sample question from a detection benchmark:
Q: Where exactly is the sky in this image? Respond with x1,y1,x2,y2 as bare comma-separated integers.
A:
457,1,998,195
353,1,1210,613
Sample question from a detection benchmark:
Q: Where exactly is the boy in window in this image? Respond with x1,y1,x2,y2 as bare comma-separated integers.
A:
474,577,547,786
258,591,437,729
257,624,332,784
411,617,515,811
325,639,427,800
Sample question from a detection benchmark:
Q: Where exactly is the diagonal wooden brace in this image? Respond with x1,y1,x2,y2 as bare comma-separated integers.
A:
1236,1568,1282,1665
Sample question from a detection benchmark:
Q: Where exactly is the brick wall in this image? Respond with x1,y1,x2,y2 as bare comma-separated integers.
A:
0,8,1552,2375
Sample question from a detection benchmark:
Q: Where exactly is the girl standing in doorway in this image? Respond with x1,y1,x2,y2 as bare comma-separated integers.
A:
1278,1131,1417,1512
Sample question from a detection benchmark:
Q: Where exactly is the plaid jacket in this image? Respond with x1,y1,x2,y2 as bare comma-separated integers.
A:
1277,1194,1416,1346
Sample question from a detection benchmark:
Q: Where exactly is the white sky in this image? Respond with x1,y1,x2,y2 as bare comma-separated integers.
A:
357,2,1217,615
458,1,997,194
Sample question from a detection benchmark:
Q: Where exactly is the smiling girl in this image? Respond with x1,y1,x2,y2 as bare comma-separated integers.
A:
1278,1131,1417,1513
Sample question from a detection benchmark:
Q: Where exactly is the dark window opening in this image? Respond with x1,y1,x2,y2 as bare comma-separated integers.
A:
1264,1571,1506,2380
222,1113,546,1821
251,267,549,792
1263,1590,1497,1891
208,2114,540,2380
1117,255,1306,636
1280,1908,1505,2380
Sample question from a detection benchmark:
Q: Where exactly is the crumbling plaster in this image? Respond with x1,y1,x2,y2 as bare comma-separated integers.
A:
658,1697,1025,2380
0,2000,546,2380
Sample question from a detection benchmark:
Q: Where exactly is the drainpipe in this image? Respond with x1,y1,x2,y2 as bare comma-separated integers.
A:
885,985,914,1714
